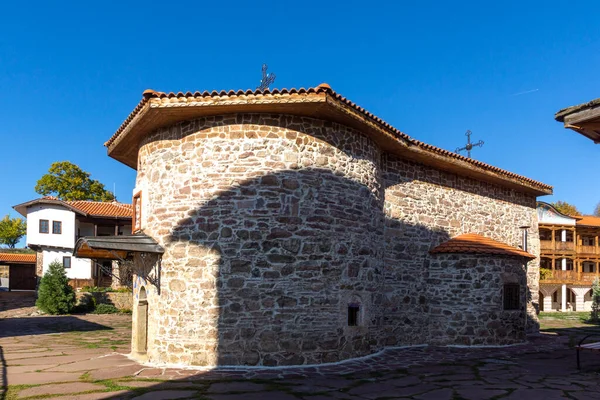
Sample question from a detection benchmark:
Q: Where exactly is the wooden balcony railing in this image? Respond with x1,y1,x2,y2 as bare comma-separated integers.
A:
540,269,599,284
580,245,598,255
540,240,575,252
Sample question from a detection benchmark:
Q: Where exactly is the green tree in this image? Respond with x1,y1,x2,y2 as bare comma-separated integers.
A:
0,215,27,248
591,279,600,322
551,201,581,216
35,161,115,201
36,261,76,315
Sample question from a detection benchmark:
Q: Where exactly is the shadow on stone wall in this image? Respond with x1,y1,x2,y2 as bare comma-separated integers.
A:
150,167,535,366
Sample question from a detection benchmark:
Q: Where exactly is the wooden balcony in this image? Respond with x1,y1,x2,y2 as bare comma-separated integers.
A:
540,240,575,252
540,269,599,284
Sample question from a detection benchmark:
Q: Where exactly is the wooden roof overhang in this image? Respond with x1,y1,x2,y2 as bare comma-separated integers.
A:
107,86,553,197
74,234,164,260
555,99,600,143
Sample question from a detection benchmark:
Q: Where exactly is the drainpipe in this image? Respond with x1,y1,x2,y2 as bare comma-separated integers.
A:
519,225,531,334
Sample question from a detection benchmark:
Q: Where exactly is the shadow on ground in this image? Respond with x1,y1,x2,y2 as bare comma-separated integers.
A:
0,316,112,339
0,292,36,314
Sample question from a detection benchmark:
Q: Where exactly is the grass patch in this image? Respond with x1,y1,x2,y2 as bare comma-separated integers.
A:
4,384,37,400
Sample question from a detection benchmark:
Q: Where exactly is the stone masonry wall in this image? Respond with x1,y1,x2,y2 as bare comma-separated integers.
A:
382,154,540,344
427,255,528,345
134,114,385,366
130,113,540,367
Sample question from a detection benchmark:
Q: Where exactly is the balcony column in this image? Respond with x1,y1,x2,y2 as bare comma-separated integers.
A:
539,285,559,312
572,287,589,312
551,229,556,249
561,258,567,312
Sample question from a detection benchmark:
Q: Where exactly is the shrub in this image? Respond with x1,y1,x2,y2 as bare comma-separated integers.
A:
36,261,76,314
539,268,553,281
72,293,97,313
81,286,113,293
92,303,120,314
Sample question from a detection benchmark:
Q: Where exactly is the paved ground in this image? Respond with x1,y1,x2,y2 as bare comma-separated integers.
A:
2,311,600,399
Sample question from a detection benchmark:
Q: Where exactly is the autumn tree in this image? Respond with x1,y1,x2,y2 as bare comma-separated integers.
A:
0,215,27,248
551,201,581,217
35,161,115,201
594,202,600,217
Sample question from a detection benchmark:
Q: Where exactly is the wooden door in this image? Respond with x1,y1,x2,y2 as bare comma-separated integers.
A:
9,264,37,290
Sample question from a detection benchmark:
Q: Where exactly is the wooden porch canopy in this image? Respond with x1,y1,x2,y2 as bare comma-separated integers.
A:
73,234,164,260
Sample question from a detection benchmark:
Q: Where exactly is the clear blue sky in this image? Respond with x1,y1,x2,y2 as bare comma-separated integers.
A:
1,1,599,247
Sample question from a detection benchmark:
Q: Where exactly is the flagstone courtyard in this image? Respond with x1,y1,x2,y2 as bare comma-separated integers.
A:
1,306,600,400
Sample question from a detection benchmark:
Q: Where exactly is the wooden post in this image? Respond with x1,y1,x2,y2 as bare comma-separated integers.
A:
552,228,556,251
94,224,98,237
596,235,599,255
114,225,119,236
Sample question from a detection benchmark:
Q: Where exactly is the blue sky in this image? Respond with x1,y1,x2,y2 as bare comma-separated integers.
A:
1,1,599,247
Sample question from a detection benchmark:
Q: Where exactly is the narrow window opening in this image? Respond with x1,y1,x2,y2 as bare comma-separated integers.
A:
553,291,558,303
348,304,360,326
503,284,520,310
63,256,71,269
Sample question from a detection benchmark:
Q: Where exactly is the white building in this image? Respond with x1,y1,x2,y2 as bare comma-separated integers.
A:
13,197,132,287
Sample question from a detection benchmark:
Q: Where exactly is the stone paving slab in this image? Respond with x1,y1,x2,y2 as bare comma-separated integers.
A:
207,381,269,393
45,354,137,372
206,393,299,400
131,390,202,399
88,364,145,380
18,382,106,397
45,391,130,400
3,314,600,400
6,371,83,385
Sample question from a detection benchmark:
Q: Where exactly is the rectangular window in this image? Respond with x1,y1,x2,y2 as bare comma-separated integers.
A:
503,284,520,310
553,291,558,303
39,219,49,234
52,221,62,234
348,304,360,326
63,256,71,269
133,191,142,233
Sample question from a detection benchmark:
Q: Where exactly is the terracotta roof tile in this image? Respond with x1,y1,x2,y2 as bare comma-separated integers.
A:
0,253,36,264
13,198,132,219
577,215,600,227
66,201,132,218
105,86,552,194
430,233,535,260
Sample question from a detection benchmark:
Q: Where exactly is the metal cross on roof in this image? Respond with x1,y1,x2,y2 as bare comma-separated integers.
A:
257,63,276,91
455,130,484,158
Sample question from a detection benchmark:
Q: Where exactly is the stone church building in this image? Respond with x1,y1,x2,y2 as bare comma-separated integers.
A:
75,84,552,367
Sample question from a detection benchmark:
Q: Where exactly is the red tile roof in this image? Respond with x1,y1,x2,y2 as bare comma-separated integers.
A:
13,198,132,219
0,253,36,264
66,201,132,218
105,85,552,196
430,233,535,260
577,216,600,228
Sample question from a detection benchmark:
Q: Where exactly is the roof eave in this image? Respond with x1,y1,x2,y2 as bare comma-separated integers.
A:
556,103,600,144
107,90,552,196
12,199,88,218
